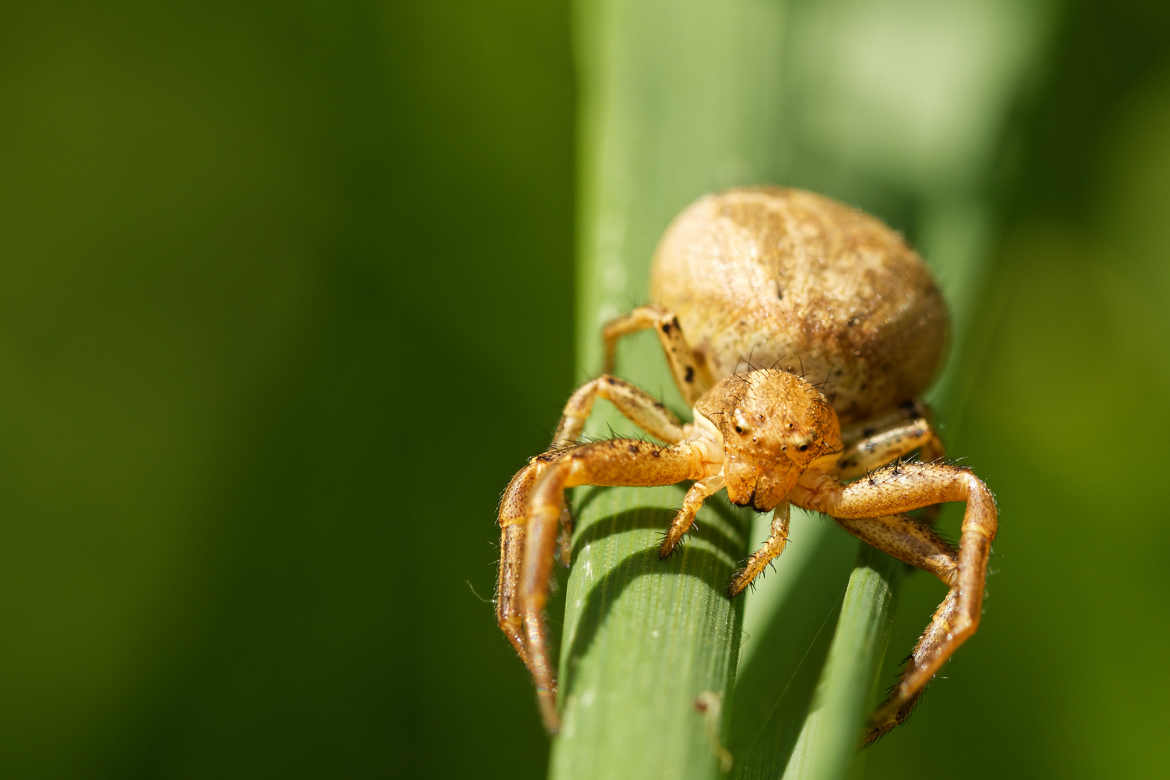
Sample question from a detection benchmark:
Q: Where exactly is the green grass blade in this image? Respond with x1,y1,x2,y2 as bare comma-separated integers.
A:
722,510,860,780
774,548,900,780
550,2,787,779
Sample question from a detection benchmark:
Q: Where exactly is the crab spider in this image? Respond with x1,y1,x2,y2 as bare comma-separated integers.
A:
497,188,996,744
497,367,995,743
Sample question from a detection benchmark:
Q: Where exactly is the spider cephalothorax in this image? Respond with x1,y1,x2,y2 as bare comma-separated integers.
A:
496,188,997,745
696,370,842,511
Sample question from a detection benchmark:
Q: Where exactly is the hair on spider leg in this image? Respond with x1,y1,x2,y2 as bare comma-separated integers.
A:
657,527,681,550
866,681,928,739
465,579,494,605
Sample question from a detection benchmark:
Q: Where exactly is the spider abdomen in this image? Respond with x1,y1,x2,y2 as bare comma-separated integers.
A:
651,187,949,423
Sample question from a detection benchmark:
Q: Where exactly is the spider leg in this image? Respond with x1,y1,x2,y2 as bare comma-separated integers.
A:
838,409,945,481
602,305,714,405
837,401,946,525
555,506,573,567
497,457,586,670
832,513,957,586
658,474,725,558
840,401,934,449
552,374,687,448
497,369,705,715
496,521,530,661
497,463,539,669
543,373,692,568
504,371,690,615
793,461,996,744
728,502,791,595
506,438,705,732
829,511,961,741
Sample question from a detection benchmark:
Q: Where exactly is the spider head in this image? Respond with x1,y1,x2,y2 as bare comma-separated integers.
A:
696,368,842,511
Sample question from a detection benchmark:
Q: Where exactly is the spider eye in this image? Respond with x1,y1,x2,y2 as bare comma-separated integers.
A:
796,442,810,452
732,408,752,435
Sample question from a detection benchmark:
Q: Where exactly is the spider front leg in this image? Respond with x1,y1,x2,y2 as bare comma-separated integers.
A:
548,373,689,560
792,461,997,743
602,305,714,405
497,464,544,668
497,374,690,665
500,437,705,732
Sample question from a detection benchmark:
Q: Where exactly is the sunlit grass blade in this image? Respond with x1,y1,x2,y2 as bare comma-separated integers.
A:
550,2,787,778
772,547,900,780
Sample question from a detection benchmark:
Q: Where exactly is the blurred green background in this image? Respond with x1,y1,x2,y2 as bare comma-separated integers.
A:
2,1,1169,778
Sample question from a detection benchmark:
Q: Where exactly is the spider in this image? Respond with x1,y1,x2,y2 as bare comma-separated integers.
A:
496,187,997,745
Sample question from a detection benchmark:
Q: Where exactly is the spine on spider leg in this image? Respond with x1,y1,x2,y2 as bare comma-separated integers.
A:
547,3,784,779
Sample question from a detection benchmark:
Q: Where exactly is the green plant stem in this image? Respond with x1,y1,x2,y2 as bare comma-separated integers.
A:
550,3,787,779
775,548,900,780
